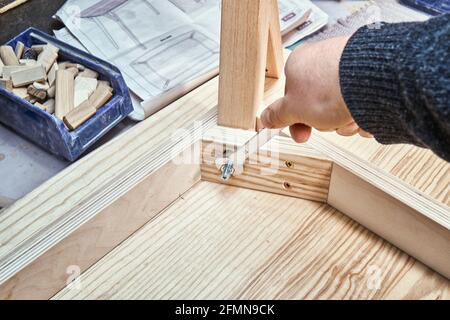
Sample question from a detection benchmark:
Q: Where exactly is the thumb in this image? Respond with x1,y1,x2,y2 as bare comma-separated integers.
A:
261,97,299,129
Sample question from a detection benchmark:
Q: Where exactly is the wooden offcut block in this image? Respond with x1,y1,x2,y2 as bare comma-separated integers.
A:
0,78,13,91
55,69,74,120
63,100,97,131
97,80,112,90
37,45,58,73
31,44,46,54
12,87,30,100
59,62,84,71
33,81,49,91
11,65,46,87
27,84,47,101
0,46,20,66
88,85,113,109
74,76,97,107
78,68,99,79
66,67,79,77
15,41,25,59
47,85,56,98
1,65,33,79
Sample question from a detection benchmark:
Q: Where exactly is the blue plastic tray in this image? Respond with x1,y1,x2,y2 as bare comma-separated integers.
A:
0,28,133,161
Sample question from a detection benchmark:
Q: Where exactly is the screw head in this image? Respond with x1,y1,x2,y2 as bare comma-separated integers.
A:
285,160,294,169
283,182,292,190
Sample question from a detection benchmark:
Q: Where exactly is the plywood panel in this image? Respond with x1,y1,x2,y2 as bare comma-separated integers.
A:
54,182,449,300
0,158,201,299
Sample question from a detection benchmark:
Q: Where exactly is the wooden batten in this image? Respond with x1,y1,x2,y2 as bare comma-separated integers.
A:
55,69,74,120
0,78,13,91
47,63,58,87
218,0,283,130
307,134,450,279
266,0,284,79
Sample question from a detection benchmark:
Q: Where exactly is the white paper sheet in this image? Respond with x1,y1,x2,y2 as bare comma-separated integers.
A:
55,0,328,120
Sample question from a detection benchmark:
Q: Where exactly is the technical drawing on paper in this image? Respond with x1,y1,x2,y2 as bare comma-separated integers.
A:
130,30,219,91
112,26,219,96
80,0,161,50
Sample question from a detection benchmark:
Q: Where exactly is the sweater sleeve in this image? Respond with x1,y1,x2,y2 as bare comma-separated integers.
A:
339,14,450,162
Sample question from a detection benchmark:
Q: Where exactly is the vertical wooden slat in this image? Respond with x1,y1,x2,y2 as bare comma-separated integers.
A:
266,0,284,79
218,0,283,130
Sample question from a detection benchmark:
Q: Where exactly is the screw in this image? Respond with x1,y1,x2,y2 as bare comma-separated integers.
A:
220,159,235,181
285,160,294,169
283,182,292,190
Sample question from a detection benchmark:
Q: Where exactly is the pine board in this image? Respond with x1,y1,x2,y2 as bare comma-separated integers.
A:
54,135,450,300
54,181,449,300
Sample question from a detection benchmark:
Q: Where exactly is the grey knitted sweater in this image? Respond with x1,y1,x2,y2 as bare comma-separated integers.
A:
340,14,450,161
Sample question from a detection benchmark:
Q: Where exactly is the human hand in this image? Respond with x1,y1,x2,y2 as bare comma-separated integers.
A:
261,36,373,143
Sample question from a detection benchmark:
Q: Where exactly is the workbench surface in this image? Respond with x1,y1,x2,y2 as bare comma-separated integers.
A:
1,0,447,300
54,134,450,300
0,0,66,44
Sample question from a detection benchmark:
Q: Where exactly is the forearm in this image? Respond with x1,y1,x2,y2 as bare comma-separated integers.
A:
340,14,450,161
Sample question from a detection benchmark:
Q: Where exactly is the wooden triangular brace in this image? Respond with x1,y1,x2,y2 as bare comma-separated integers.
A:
218,0,284,130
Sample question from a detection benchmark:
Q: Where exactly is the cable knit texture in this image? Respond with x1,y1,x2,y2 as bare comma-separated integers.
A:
340,14,450,161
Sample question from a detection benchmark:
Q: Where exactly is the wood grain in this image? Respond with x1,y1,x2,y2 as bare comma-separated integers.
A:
218,0,283,130
328,164,450,279
55,69,74,120
53,128,449,300
265,0,284,79
63,100,96,131
0,157,201,300
202,136,332,202
54,182,450,300
317,132,450,206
